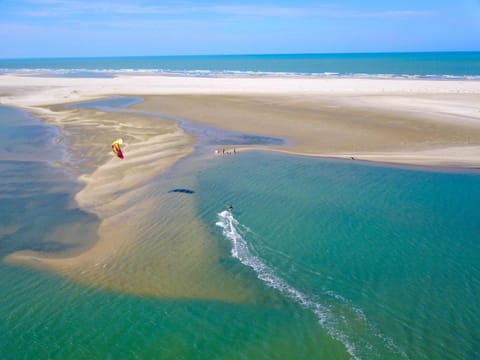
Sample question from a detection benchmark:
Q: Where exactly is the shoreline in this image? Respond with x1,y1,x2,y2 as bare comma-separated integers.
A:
2,73,479,168
228,146,480,173
2,73,480,298
1,95,257,301
133,92,480,169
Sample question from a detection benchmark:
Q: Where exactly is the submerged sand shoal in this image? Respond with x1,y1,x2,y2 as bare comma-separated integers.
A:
1,73,480,299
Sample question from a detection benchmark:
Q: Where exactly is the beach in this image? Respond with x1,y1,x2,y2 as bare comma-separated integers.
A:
2,74,480,261
3,0,480,354
1,73,479,295
2,73,480,165
1,72,480,358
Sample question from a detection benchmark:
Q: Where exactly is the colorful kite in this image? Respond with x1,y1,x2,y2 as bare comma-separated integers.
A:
111,138,124,159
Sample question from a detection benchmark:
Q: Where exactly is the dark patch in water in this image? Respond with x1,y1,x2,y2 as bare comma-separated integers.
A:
174,118,285,147
168,188,195,194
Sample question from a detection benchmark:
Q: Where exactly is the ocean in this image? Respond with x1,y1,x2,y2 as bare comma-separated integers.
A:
1,91,479,359
1,52,480,79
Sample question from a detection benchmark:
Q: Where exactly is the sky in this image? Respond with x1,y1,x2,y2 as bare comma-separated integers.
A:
1,0,479,58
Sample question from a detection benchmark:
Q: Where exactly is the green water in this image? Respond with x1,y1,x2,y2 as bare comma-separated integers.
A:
1,105,480,359
0,105,343,359
2,265,343,359
196,152,480,360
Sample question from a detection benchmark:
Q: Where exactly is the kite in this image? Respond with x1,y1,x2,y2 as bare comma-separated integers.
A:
111,138,124,159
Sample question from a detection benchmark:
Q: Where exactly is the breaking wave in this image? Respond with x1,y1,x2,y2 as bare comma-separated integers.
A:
1,68,479,80
216,210,409,360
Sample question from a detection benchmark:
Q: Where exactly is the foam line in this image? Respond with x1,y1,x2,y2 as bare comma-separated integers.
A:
216,210,361,359
2,68,479,80
216,210,410,360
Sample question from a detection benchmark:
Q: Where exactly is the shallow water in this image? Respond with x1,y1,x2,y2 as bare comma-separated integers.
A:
0,105,343,358
68,96,286,150
196,151,480,359
0,106,64,162
1,102,479,359
0,105,97,257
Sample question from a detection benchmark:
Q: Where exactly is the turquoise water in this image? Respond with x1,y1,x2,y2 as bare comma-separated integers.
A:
197,152,480,359
1,103,480,359
0,104,343,359
1,52,480,78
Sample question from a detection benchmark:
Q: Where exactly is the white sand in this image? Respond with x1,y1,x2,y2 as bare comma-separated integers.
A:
2,73,480,167
2,73,480,107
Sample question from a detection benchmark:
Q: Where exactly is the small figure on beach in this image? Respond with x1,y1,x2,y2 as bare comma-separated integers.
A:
216,147,236,156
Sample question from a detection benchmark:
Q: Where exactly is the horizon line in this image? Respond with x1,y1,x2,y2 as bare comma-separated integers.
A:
1,50,480,61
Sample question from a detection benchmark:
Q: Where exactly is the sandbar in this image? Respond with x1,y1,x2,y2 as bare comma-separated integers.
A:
1,73,480,299
2,73,480,166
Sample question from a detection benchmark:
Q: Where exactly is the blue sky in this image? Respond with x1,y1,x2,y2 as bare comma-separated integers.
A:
1,0,479,58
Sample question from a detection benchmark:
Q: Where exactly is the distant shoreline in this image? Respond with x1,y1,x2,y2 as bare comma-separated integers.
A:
1,51,480,80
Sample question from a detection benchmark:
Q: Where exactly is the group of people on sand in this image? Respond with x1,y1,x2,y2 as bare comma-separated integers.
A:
215,147,236,155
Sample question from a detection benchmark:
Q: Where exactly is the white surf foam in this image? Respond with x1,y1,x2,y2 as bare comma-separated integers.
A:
216,210,361,359
216,210,409,360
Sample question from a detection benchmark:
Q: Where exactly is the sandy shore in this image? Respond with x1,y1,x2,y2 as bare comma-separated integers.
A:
2,73,480,167
134,93,480,167
2,73,480,298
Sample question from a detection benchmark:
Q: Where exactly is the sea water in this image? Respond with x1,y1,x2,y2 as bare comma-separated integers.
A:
0,105,96,257
0,103,341,359
1,101,480,359
1,52,480,78
197,152,480,359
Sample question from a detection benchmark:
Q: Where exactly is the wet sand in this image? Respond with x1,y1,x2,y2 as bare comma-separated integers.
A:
2,74,480,299
2,73,479,166
135,94,480,167
4,103,257,301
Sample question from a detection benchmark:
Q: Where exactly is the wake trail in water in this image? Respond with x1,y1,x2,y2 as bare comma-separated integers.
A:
216,210,409,360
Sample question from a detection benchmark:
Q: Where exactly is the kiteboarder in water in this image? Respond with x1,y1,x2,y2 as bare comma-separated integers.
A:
112,138,124,159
